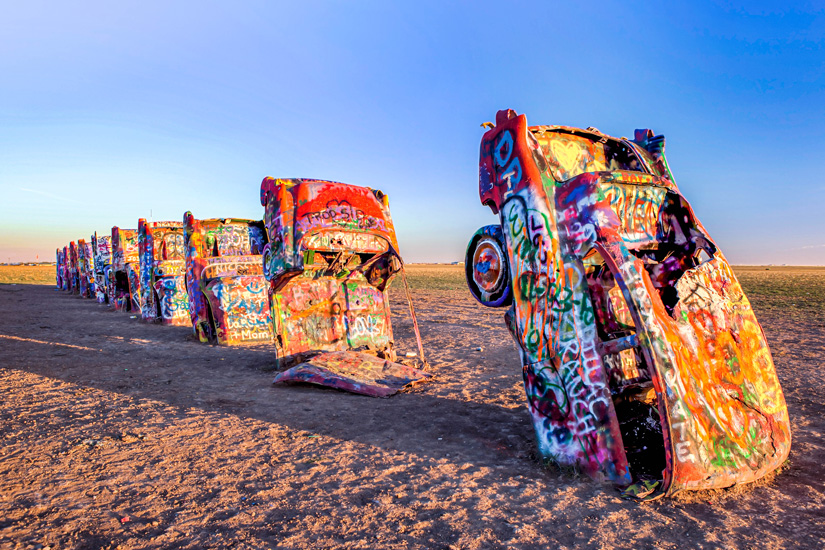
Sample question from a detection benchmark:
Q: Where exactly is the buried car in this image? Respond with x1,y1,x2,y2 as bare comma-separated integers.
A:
61,245,73,292
138,219,190,325
77,239,96,299
465,109,790,499
56,247,67,290
259,177,429,397
111,226,140,312
91,232,112,304
183,213,272,345
68,241,80,295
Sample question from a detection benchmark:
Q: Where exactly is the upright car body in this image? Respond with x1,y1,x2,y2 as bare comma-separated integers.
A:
77,239,96,299
137,219,190,325
466,109,790,499
183,213,272,345
111,226,140,311
260,177,403,367
56,248,67,290
68,241,80,295
91,232,112,304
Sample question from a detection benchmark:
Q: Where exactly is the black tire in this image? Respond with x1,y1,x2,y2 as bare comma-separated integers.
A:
465,225,512,307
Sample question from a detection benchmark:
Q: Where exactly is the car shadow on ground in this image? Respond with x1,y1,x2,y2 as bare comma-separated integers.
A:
1,284,540,475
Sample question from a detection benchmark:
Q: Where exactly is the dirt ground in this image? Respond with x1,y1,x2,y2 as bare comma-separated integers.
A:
0,265,823,549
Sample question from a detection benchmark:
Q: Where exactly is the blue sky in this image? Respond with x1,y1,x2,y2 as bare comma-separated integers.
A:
1,1,823,264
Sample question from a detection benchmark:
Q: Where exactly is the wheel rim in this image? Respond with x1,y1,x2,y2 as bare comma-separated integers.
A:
472,237,505,294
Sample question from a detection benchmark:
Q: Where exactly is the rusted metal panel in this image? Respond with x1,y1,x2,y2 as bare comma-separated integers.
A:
467,109,790,499
183,213,273,346
111,227,140,312
91,232,112,304
137,219,190,326
273,351,432,398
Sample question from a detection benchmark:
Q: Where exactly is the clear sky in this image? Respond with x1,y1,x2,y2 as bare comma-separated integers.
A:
1,1,823,264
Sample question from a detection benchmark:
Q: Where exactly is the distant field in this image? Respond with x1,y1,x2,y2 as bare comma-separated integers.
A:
398,264,467,290
0,264,470,290
0,265,55,286
6,264,825,318
400,264,825,305
732,266,825,317
397,264,825,320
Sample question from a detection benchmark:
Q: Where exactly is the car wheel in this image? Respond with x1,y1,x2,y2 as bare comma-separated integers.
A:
465,225,512,307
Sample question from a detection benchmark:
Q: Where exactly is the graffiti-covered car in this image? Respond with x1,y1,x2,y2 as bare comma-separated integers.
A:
61,245,72,292
77,239,96,298
259,177,429,397
466,109,790,499
91,232,112,304
68,241,80,295
183,213,272,345
111,226,140,311
56,247,67,290
137,219,190,325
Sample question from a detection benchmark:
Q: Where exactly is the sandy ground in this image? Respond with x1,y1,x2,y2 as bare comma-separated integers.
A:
0,265,823,549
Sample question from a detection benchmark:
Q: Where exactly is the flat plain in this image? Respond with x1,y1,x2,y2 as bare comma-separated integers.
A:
0,264,823,549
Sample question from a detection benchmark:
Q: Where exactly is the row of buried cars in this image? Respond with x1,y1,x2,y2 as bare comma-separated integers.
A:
54,110,790,501
55,177,431,397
